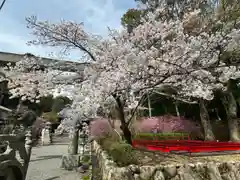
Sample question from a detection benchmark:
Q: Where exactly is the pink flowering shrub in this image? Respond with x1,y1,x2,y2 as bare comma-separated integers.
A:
134,115,201,135
90,116,202,140
90,118,114,137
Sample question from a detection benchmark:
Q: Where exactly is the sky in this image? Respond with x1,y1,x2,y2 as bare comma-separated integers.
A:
0,0,136,61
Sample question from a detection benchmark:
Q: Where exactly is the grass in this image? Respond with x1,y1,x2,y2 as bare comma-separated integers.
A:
133,132,190,140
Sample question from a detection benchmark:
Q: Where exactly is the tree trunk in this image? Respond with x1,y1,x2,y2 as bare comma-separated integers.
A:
221,91,240,142
175,101,180,117
114,96,132,144
199,99,215,141
147,92,152,117
107,119,122,140
68,120,80,155
71,128,79,155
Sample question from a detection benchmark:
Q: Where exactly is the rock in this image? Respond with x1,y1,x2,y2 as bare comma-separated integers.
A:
154,170,165,180
220,163,239,180
81,164,90,171
76,166,86,173
60,154,81,170
226,162,240,180
170,175,181,180
129,165,140,174
91,140,240,180
163,165,177,178
139,166,156,180
107,168,134,180
177,165,199,180
133,174,141,180
207,162,223,180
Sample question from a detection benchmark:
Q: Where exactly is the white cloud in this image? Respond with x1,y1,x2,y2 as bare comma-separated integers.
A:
0,0,136,60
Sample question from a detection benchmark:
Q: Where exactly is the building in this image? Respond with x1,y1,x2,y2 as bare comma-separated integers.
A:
0,51,89,72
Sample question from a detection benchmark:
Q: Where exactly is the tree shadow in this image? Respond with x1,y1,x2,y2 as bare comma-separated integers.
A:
44,176,60,180
52,143,69,145
30,155,62,162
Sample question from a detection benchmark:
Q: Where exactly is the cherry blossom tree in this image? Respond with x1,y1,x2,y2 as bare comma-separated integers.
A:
120,1,240,141
120,0,240,141
25,1,240,144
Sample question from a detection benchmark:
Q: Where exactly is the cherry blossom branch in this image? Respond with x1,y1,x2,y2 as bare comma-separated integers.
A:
126,92,149,126
153,91,198,104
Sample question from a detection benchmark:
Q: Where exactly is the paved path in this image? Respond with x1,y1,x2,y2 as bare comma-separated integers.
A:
26,136,82,180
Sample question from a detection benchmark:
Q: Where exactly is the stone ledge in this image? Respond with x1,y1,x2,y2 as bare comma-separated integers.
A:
92,140,240,180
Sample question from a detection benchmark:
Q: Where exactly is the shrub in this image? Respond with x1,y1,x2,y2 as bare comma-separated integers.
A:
42,111,59,123
82,175,89,180
39,95,54,112
52,96,72,113
81,155,91,163
97,136,138,166
108,142,138,166
97,135,119,149
90,118,114,138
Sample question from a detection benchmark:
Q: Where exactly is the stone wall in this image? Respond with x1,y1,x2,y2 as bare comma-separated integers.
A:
92,140,240,180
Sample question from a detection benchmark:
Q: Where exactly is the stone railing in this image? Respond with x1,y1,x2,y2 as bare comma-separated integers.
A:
0,130,32,180
92,140,240,180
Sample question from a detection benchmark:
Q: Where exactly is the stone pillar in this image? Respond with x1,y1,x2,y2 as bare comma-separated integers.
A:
61,120,91,171
71,124,80,155
61,124,81,170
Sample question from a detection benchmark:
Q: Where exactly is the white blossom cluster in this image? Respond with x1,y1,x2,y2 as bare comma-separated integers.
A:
1,55,80,102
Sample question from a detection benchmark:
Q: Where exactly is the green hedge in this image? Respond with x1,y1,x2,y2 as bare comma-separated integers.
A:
42,111,59,123
97,136,138,166
133,132,190,140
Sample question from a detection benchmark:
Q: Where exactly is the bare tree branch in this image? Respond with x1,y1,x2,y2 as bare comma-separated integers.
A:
26,16,96,62
0,0,6,12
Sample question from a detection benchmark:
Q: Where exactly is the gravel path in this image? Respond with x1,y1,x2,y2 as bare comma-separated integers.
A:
26,136,82,180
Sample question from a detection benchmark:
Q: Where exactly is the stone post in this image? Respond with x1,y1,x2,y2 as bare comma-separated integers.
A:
46,122,53,143
71,124,80,155
24,129,33,178
41,122,52,145
61,123,81,170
